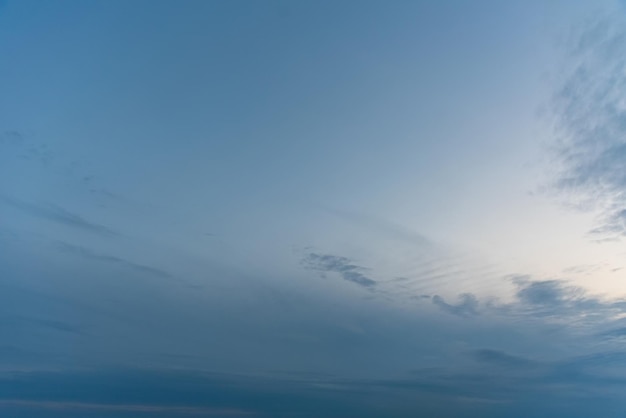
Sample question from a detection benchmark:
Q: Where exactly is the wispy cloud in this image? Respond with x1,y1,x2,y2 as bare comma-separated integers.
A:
0,131,123,208
431,273,626,351
0,400,253,415
598,327,626,339
55,242,172,281
301,253,377,288
323,207,433,248
470,349,536,369
550,16,626,239
0,195,117,236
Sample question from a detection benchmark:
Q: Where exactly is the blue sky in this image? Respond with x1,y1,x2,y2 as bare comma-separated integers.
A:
3,0,626,416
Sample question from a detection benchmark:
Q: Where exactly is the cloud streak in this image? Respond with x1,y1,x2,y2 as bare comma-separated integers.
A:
0,195,117,237
0,400,253,416
55,242,172,281
470,349,538,370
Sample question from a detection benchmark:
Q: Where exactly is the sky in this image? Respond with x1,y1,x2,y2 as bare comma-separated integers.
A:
3,0,626,416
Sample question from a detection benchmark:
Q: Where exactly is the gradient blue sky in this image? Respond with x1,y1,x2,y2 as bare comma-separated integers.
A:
3,0,626,417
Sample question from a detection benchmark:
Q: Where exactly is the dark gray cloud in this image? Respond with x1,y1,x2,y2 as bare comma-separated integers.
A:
550,16,626,239
507,275,626,320
432,293,479,317
515,279,565,306
352,347,626,407
415,274,626,348
0,195,117,237
302,253,377,288
0,365,617,418
0,368,400,418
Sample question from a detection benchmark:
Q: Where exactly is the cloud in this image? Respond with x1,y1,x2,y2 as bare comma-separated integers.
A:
55,242,173,281
432,293,479,317
0,366,545,417
506,275,626,320
0,131,123,211
515,279,565,306
562,351,626,370
302,253,377,288
0,130,23,145
323,207,433,249
471,349,535,369
0,195,117,237
0,400,252,416
598,327,626,338
0,368,392,418
2,273,626,417
343,348,626,407
0,131,52,166
549,16,626,239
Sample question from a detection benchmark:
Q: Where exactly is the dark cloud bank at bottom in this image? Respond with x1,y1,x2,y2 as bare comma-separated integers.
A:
2,365,626,418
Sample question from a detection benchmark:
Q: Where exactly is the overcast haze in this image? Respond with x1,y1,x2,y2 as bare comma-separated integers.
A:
3,0,626,417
